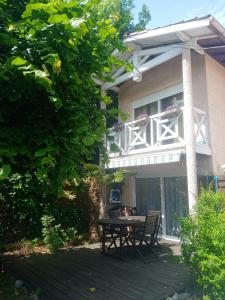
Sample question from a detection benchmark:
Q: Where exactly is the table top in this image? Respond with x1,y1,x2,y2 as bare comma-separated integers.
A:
97,215,145,226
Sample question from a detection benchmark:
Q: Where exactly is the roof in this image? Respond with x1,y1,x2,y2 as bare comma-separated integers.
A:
125,15,225,67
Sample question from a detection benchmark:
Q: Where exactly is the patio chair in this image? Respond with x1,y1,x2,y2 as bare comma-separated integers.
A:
107,209,130,250
129,211,161,262
147,210,162,246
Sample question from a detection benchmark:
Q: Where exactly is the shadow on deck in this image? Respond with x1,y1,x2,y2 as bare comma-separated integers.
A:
4,240,191,300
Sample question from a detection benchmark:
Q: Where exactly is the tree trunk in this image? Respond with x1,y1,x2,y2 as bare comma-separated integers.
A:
87,178,102,242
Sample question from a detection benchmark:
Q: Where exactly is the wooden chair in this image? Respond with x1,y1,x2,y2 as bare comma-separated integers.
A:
129,211,161,262
107,209,131,250
105,210,122,250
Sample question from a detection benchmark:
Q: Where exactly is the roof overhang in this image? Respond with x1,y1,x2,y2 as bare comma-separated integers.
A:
102,16,225,90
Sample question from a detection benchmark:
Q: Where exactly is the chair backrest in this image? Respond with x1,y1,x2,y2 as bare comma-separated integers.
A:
108,209,122,218
144,211,159,236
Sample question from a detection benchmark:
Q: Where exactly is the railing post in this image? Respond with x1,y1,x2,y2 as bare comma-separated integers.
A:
182,48,198,213
150,119,154,147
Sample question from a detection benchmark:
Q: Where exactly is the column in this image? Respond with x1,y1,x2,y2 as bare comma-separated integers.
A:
182,48,198,213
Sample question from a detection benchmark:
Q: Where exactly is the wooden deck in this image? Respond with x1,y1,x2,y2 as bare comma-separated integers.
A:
4,241,191,300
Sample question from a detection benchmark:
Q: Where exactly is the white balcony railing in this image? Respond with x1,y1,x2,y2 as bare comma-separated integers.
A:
107,106,208,157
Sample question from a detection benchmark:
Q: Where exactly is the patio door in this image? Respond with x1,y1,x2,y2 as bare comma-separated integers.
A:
136,176,188,238
164,177,188,236
136,178,161,215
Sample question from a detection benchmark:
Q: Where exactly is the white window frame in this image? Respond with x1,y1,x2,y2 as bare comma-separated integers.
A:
132,83,183,119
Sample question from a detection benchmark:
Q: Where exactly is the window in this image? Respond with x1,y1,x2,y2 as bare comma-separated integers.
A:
160,92,183,112
109,189,121,203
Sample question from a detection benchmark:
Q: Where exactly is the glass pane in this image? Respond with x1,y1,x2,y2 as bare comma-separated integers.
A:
160,92,183,112
136,178,161,215
134,101,158,119
164,177,188,236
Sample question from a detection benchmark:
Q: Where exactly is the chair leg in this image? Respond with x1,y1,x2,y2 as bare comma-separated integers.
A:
108,233,118,250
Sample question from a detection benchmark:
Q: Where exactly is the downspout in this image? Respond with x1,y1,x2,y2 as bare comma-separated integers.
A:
213,176,218,192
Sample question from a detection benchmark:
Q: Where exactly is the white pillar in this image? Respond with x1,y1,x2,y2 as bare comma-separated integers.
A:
182,48,198,212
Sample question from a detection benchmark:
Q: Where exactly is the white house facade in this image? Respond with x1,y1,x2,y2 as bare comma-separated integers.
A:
103,16,225,238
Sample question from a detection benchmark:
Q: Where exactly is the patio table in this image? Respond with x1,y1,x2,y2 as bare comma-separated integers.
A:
97,216,145,259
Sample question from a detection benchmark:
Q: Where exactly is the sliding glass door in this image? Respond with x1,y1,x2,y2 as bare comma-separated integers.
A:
164,177,188,236
136,178,161,215
136,176,188,237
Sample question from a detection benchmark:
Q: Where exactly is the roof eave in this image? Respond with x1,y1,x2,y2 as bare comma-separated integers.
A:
125,17,211,45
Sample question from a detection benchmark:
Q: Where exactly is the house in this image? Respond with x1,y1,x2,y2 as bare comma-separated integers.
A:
103,15,225,239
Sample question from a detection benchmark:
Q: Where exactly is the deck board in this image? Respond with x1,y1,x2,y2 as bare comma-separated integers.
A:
4,242,191,300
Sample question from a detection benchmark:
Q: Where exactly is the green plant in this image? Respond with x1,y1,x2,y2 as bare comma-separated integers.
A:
41,215,79,252
61,227,79,245
41,215,64,252
179,189,225,299
0,0,126,191
0,271,32,300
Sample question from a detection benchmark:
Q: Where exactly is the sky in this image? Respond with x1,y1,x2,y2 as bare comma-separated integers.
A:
133,0,225,28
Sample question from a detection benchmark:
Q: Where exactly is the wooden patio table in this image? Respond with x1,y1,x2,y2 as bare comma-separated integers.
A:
97,216,145,259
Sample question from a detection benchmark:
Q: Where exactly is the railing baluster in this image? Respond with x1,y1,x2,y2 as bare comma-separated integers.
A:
150,119,154,147
107,106,208,157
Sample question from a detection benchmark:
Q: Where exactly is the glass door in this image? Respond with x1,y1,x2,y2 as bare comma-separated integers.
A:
164,177,188,236
136,178,161,215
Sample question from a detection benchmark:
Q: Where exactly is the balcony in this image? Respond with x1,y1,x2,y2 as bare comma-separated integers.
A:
107,107,211,168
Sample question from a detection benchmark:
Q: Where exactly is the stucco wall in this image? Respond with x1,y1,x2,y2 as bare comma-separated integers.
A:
119,56,182,121
121,175,135,207
192,52,209,112
205,54,225,175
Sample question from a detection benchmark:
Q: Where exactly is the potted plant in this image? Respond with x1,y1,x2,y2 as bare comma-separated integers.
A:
113,121,124,132
135,113,149,125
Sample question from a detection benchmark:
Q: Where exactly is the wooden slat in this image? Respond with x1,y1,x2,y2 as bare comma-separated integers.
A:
5,242,191,300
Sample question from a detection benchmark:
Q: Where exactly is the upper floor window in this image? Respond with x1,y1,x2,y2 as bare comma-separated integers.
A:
134,92,183,120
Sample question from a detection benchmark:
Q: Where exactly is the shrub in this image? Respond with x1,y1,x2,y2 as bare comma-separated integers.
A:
41,215,79,252
179,189,225,299
41,215,64,252
0,172,89,243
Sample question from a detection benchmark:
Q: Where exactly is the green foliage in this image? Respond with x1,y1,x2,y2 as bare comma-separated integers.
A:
0,172,89,242
41,215,79,252
179,189,225,299
41,215,64,252
0,272,32,300
0,0,125,193
116,0,151,37
84,163,130,185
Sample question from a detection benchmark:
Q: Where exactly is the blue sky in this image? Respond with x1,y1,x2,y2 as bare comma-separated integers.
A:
133,0,225,28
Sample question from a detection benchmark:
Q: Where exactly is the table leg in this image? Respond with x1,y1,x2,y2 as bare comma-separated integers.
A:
119,226,123,259
101,225,106,254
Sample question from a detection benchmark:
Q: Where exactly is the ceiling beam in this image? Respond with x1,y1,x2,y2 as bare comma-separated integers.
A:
102,47,182,90
177,31,191,42
138,44,182,57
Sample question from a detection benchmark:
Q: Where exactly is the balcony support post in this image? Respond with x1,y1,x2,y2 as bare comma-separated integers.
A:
182,48,198,213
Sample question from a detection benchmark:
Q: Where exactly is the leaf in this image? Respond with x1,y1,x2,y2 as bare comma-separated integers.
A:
35,148,48,157
88,287,96,293
11,57,28,66
41,155,55,166
82,136,95,146
48,14,69,24
53,59,61,75
0,164,11,180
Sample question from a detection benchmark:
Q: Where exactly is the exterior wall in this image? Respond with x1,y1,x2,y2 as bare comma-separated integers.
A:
205,54,225,175
191,51,209,112
119,56,182,121
121,175,135,207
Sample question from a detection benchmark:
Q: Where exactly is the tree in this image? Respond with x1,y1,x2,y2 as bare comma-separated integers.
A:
0,0,124,192
116,0,151,37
